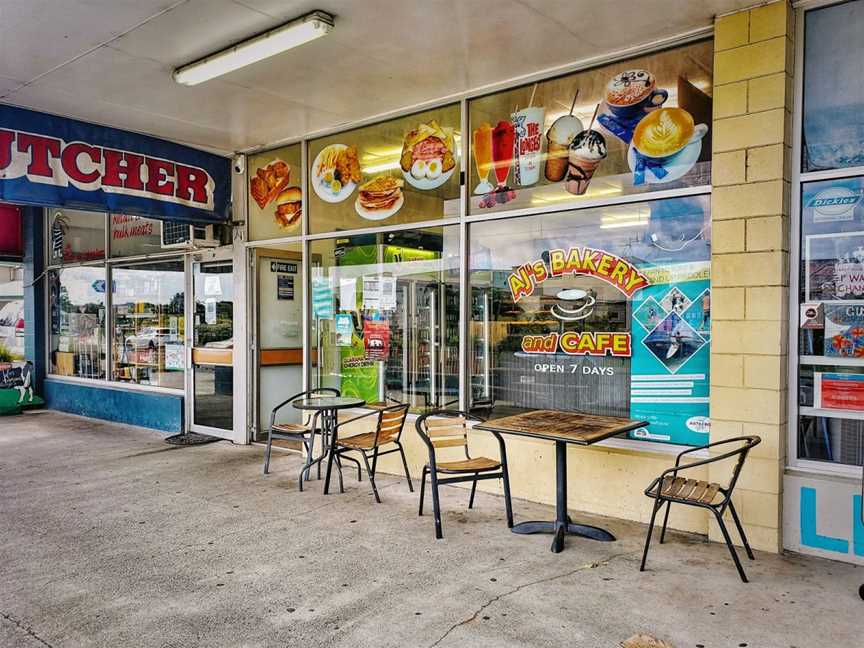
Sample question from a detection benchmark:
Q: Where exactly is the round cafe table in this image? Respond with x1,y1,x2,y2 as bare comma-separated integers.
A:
292,396,365,494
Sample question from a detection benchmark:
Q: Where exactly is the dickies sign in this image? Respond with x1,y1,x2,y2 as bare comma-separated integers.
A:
0,104,230,223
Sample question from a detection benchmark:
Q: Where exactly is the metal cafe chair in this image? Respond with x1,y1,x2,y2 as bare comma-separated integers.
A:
327,403,412,503
415,410,513,540
640,436,762,583
263,388,339,491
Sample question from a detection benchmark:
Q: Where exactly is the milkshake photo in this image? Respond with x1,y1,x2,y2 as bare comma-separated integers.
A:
545,114,583,182
565,129,607,195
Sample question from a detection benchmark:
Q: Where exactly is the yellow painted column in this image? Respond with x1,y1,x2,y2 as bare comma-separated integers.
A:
710,1,794,553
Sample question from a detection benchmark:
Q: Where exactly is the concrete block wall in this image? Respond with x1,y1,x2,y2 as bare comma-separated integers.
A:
710,0,794,553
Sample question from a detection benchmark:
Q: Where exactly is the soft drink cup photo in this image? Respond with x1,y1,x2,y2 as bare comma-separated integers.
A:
512,106,545,186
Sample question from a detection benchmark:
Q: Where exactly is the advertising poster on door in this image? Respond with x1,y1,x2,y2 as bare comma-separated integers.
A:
629,265,710,445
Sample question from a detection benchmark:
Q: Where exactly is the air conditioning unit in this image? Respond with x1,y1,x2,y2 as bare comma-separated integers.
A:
160,222,220,249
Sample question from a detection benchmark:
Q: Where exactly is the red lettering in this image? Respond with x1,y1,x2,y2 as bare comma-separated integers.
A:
0,130,14,170
61,142,102,184
103,149,144,191
175,164,209,204
17,133,61,177
145,158,175,196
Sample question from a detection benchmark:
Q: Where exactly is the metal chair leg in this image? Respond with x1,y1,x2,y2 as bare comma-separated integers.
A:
659,500,672,544
323,445,335,495
359,452,381,503
371,446,380,477
397,442,414,492
727,501,755,560
334,454,345,493
640,498,663,572
468,474,478,509
713,509,749,583
263,428,273,475
430,470,443,539
418,466,428,516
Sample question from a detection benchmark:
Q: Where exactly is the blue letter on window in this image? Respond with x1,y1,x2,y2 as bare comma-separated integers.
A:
800,487,848,554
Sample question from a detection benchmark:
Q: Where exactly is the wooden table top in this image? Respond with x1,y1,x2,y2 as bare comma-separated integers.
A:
475,410,648,445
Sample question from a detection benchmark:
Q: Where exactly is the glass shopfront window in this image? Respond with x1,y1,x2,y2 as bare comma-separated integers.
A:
111,260,185,389
48,209,105,264
49,265,106,378
470,195,711,446
311,227,460,411
248,143,303,240
467,40,712,214
802,0,864,172
45,208,188,393
308,104,461,234
795,0,864,471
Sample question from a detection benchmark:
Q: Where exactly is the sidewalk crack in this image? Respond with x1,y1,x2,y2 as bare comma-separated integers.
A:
1,611,55,648
428,551,634,648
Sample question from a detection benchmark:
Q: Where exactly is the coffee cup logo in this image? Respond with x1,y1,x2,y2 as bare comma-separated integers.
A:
551,288,595,321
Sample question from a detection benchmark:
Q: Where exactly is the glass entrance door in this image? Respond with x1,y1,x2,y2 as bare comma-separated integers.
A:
191,260,234,435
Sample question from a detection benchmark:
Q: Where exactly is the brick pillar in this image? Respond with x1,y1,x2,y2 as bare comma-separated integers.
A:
710,1,794,553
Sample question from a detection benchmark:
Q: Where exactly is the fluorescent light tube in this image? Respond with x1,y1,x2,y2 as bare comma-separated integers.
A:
173,10,334,86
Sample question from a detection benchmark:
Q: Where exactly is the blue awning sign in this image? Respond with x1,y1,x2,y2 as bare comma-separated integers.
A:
0,104,230,223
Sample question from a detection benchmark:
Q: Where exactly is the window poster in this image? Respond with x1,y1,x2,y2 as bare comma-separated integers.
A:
247,143,302,240
629,263,710,445
308,104,461,234
335,313,353,347
803,0,864,172
468,39,712,214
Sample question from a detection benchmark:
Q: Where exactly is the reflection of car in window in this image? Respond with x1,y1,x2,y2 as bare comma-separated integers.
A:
125,327,178,350
0,300,25,358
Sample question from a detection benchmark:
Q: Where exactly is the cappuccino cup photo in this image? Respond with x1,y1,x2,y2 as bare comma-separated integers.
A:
605,69,668,119
632,107,708,161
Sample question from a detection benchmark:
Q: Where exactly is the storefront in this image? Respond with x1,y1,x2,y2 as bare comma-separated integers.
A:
243,33,719,533
6,0,861,562
0,104,232,432
240,0,861,559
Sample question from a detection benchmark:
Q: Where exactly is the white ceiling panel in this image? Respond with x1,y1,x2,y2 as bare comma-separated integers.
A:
109,0,277,66
0,0,755,154
0,0,180,81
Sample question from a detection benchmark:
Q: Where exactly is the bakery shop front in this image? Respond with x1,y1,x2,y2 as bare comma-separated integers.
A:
243,34,718,525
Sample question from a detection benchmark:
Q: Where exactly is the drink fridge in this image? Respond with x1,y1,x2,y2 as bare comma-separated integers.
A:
384,279,459,409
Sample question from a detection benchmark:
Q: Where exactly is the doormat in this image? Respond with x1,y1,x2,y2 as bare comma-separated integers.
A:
164,432,223,446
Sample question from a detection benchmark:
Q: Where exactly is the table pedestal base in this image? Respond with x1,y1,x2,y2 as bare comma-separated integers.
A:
511,440,616,553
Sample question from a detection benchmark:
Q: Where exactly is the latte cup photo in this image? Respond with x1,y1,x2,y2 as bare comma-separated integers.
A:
632,107,708,161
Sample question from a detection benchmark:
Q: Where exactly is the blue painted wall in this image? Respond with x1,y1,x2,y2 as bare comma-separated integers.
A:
44,379,183,433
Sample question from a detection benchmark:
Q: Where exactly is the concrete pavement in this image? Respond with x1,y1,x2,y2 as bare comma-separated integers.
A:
0,411,860,647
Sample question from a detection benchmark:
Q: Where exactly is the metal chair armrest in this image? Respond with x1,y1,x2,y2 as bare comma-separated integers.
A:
335,409,380,429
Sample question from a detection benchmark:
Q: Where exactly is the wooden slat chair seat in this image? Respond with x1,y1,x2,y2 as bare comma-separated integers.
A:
648,477,724,506
640,436,762,583
435,457,501,473
271,422,310,434
327,403,413,503
263,388,340,491
415,411,513,539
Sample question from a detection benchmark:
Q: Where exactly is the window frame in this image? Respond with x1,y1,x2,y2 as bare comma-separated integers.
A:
787,0,864,478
